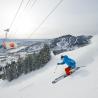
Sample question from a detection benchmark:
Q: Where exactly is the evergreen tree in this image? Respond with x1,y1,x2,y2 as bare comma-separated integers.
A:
39,44,51,66
1,44,51,81
17,58,24,76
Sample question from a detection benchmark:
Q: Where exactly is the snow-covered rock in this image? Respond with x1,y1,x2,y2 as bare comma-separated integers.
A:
50,35,92,54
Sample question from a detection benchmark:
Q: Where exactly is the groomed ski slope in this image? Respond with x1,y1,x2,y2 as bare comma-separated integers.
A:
0,35,98,98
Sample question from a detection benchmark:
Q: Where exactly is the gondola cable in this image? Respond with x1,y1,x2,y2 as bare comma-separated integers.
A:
28,0,64,38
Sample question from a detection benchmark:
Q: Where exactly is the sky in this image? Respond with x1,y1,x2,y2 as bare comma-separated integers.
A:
0,0,98,39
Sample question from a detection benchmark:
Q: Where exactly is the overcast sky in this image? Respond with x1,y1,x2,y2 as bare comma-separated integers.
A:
0,0,98,39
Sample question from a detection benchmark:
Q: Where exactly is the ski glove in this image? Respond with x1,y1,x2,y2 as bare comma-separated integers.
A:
57,63,61,65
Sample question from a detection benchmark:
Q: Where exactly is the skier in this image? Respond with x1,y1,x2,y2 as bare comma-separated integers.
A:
57,55,76,76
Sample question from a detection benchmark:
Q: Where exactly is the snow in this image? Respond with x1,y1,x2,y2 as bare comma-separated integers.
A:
0,35,98,98
7,46,26,53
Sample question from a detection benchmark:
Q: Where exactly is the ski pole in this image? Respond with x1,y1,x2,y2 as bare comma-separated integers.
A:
54,65,58,74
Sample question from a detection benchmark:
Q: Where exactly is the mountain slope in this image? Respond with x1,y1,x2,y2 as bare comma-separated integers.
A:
50,35,92,54
0,35,98,98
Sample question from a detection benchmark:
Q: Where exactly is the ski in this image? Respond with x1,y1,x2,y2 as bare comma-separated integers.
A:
52,66,83,84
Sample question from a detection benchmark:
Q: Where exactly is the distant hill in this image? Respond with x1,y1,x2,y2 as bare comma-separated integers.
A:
0,34,92,55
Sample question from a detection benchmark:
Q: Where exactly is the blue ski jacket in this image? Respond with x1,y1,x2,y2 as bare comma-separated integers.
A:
58,55,76,69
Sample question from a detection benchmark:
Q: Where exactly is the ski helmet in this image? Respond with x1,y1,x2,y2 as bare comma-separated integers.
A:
61,55,68,59
61,55,64,59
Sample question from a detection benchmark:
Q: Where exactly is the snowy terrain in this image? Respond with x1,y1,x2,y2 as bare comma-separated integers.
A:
50,35,92,54
0,35,98,98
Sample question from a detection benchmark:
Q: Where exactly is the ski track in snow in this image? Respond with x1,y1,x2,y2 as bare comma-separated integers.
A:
0,35,98,98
